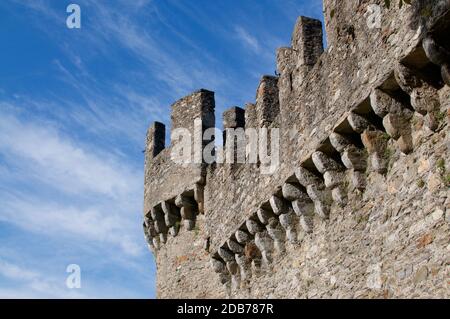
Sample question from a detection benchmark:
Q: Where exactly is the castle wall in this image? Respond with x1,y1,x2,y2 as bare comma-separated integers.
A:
144,0,450,299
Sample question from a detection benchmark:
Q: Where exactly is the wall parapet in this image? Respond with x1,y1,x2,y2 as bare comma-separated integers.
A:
143,0,450,298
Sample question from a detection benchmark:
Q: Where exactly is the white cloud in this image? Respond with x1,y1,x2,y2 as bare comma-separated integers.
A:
0,109,143,257
234,26,261,53
0,112,140,199
0,195,142,257
0,260,86,299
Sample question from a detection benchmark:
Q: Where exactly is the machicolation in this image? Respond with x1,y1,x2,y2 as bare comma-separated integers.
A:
143,0,450,299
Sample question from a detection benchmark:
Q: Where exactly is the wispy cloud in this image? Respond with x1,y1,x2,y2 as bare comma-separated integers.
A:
0,194,141,256
0,259,86,299
0,0,324,298
234,26,261,53
0,112,140,198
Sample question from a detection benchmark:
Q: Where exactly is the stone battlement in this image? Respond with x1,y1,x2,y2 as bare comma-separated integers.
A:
143,0,450,298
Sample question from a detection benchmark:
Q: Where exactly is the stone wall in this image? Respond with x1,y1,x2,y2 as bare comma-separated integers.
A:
143,0,450,299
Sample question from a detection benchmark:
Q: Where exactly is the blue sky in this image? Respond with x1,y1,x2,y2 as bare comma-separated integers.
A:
0,0,323,298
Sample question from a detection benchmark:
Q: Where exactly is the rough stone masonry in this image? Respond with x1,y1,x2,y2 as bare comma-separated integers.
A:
143,0,450,298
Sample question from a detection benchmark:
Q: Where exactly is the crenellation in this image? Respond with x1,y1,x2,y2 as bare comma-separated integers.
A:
223,106,245,129
291,16,323,66
171,89,215,142
145,122,165,160
146,1,450,299
223,106,246,164
256,76,280,127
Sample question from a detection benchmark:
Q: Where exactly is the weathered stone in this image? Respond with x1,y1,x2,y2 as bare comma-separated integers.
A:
361,130,388,155
279,212,298,243
244,241,262,261
218,247,235,263
290,17,324,87
146,122,165,159
313,201,330,219
277,47,295,74
349,170,366,190
246,219,264,235
194,184,205,214
307,183,332,218
442,64,450,86
312,151,343,174
410,85,440,115
163,208,179,228
324,170,346,188
306,184,332,203
175,194,197,208
169,225,179,237
254,231,274,253
348,112,372,134
211,258,226,274
294,166,322,186
371,153,388,174
341,146,367,171
223,107,245,130
183,219,196,231
291,16,323,65
422,36,450,66
370,89,404,117
397,133,414,154
194,184,204,202
251,259,262,276
366,263,382,290
152,237,160,250
226,261,239,275
292,199,314,216
266,218,285,253
395,63,421,94
266,218,285,242
282,183,307,201
235,254,251,281
144,6,450,300
143,230,152,247
180,206,195,220
330,132,352,152
235,230,251,244
154,219,168,234
395,63,440,115
269,195,289,215
150,207,164,221
279,212,296,229
331,186,347,206
219,273,230,285
256,76,280,126
146,222,157,237
144,214,152,228
146,242,155,254
299,215,314,233
235,254,248,267
257,207,275,225
143,222,150,236
161,201,174,216
413,266,428,284
227,239,244,254
424,112,439,131
382,113,408,139
159,233,167,244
